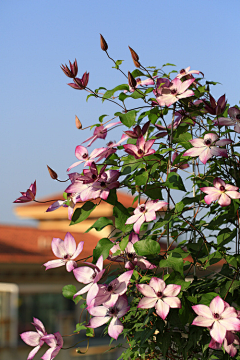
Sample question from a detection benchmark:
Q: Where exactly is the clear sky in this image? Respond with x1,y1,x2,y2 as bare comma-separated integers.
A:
1,0,240,226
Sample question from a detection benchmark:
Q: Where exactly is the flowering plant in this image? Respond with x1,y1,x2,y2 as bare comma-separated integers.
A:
16,35,240,359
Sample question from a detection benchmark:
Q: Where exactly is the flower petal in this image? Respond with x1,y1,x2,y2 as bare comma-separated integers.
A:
163,284,181,297
155,299,170,320
108,318,123,340
210,321,226,344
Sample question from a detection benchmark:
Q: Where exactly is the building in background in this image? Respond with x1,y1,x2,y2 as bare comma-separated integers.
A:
0,191,169,360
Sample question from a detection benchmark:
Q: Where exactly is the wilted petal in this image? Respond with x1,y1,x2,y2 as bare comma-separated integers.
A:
155,299,170,320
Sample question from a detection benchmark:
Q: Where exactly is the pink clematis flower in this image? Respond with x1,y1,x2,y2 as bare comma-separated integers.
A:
192,296,240,344
109,233,156,270
61,59,78,78
43,232,84,272
41,332,63,360
125,200,168,234
14,181,36,203
183,133,232,165
123,135,155,159
73,255,105,299
68,71,89,90
214,106,240,133
67,146,107,171
20,318,47,360
176,66,200,79
89,270,134,307
137,278,181,320
155,77,195,107
82,121,121,147
209,331,240,357
87,295,130,340
200,177,240,207
204,94,227,116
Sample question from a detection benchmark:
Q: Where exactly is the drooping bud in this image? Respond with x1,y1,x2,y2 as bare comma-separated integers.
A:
75,115,82,129
128,46,139,61
47,165,58,180
60,59,78,78
100,34,108,51
133,59,141,68
128,71,137,89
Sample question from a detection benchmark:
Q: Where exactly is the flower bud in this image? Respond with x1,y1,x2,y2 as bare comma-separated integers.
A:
75,115,82,129
47,165,58,180
133,59,141,68
100,34,108,51
128,46,139,61
128,71,137,89
60,59,78,78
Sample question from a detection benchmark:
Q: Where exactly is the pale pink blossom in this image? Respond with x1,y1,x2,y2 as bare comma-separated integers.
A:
20,318,47,360
155,77,195,107
82,121,121,147
183,133,232,165
67,146,107,171
126,77,156,92
176,66,200,79
14,181,36,203
87,295,130,340
192,296,240,344
73,256,105,300
125,200,168,234
137,278,181,320
214,106,240,133
200,177,240,207
123,135,155,159
43,232,84,272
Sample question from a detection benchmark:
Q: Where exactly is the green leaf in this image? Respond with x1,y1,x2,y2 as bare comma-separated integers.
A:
164,172,186,191
130,90,145,99
159,253,184,277
119,235,129,251
134,239,160,256
135,171,149,186
92,238,113,263
199,292,219,305
113,202,132,232
174,132,192,150
62,285,76,300
144,183,163,200
85,217,113,233
115,110,137,128
74,323,87,333
99,114,108,123
86,328,94,337
62,192,68,200
217,228,237,246
102,84,128,101
70,202,97,225
162,63,176,67
131,69,145,77
112,60,124,69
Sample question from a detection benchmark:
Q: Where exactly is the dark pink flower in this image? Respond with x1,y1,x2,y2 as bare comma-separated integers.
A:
183,133,232,165
43,232,84,272
192,296,240,344
214,106,240,133
204,94,227,116
200,177,240,207
137,278,181,320
82,121,121,147
209,331,240,357
67,146,107,171
14,181,36,203
124,121,150,139
68,71,89,90
61,59,78,78
123,135,155,159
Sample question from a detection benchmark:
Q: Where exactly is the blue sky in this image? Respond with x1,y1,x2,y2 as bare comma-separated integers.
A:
1,0,240,226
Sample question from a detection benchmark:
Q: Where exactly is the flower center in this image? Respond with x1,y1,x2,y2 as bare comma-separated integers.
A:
180,69,186,74
107,285,113,292
107,307,118,317
157,291,163,298
127,253,134,259
92,174,97,180
100,181,106,187
236,114,240,120
107,141,113,146
82,153,88,159
171,89,177,95
220,185,225,191
213,313,220,319
138,149,144,155
139,205,145,213
204,139,212,146
63,254,70,260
